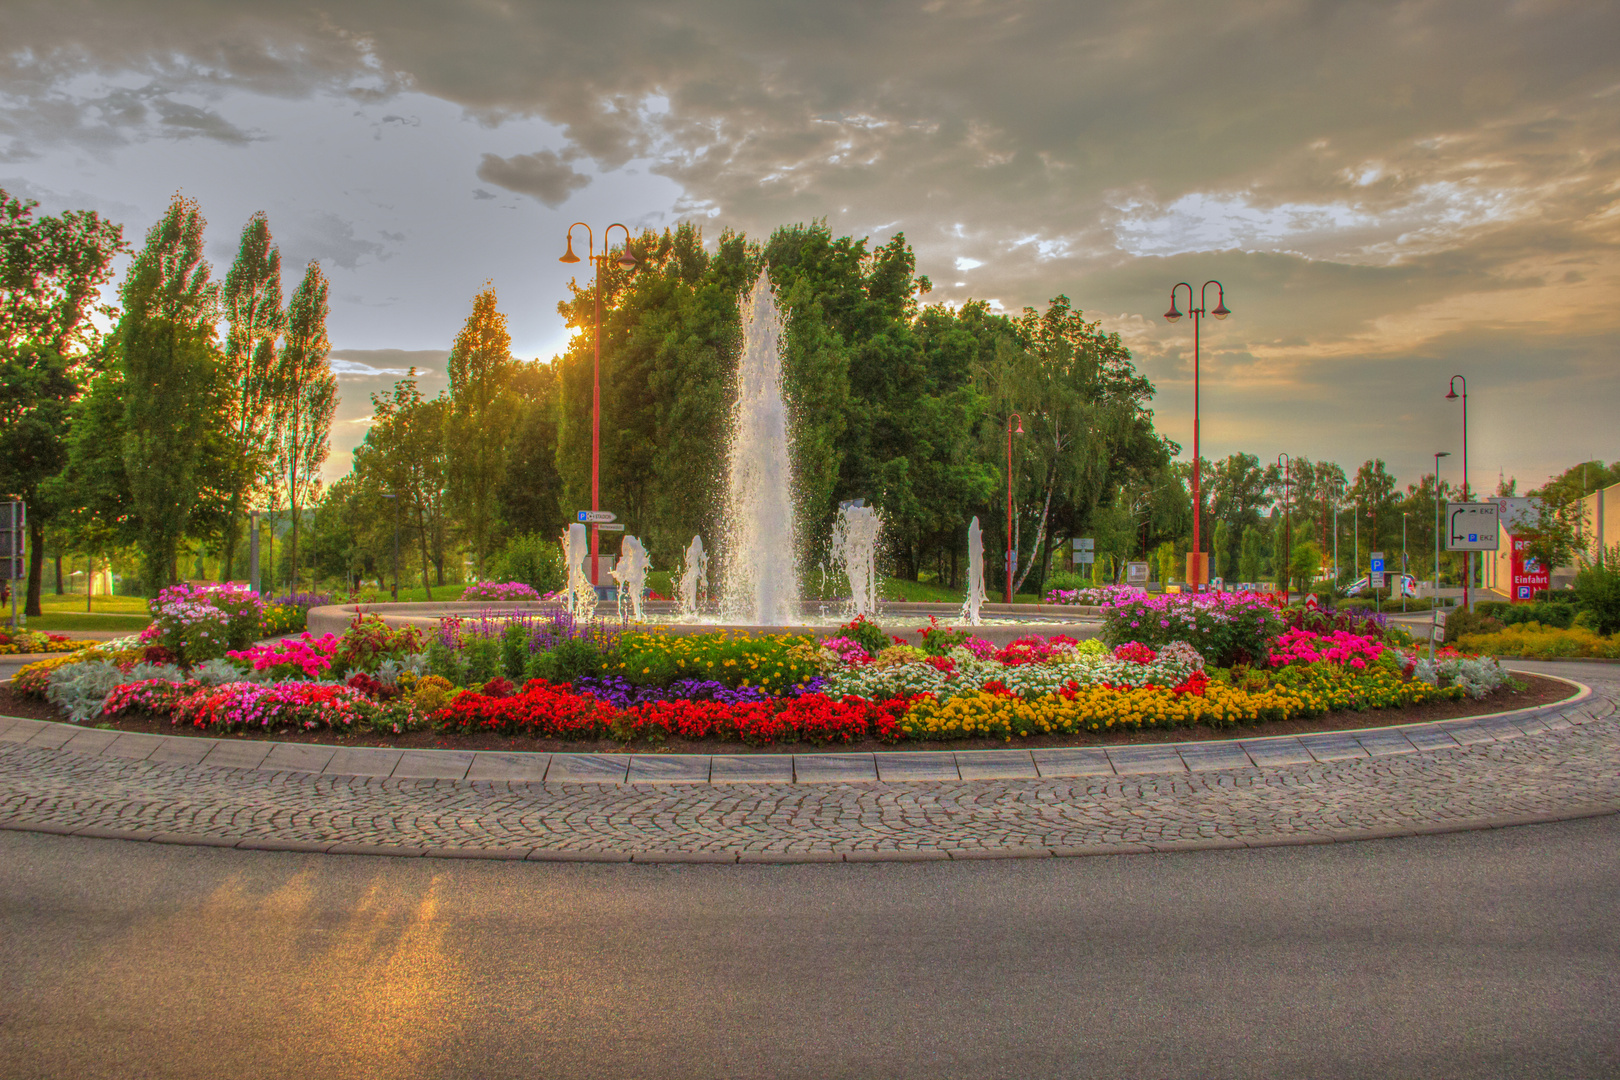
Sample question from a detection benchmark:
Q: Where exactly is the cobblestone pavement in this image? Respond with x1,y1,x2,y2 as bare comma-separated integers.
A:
0,661,1614,862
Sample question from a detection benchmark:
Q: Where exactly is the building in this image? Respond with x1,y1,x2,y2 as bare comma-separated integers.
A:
1483,480,1620,599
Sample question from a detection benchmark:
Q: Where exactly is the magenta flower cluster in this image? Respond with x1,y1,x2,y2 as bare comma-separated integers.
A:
460,581,542,602
1101,589,1285,667
1267,628,1385,670
142,582,266,662
227,633,341,679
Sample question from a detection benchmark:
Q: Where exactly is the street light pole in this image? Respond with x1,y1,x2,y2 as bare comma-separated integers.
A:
1402,512,1409,613
1431,450,1450,662
561,223,637,588
1005,412,1024,603
1164,281,1229,591
1277,453,1291,603
1446,375,1470,610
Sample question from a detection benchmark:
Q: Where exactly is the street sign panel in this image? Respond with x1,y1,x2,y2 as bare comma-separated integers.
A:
1445,503,1500,551
1078,550,1095,564
595,523,626,532
577,510,617,524
1370,552,1385,573
1125,561,1149,584
1077,537,1095,551
1369,571,1386,589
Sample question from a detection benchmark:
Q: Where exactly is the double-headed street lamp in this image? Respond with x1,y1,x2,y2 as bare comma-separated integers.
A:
1164,281,1229,591
1005,412,1024,603
560,222,637,585
1445,375,1471,609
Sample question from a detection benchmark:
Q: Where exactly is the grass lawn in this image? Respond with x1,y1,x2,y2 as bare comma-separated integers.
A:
25,613,150,633
38,593,149,616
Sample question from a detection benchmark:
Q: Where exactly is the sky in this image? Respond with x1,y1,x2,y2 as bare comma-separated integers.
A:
3,0,1616,491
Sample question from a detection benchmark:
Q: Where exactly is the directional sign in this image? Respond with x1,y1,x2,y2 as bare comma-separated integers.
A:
1445,502,1500,551
1076,537,1095,551
1369,571,1386,589
1078,550,1095,564
595,523,626,532
1370,552,1385,574
1125,561,1150,584
577,510,617,524
1,501,23,580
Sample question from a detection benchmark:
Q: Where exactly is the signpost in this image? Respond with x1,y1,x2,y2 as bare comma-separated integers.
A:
2,501,24,629
1125,561,1150,586
577,510,617,524
1444,503,1500,551
595,523,626,532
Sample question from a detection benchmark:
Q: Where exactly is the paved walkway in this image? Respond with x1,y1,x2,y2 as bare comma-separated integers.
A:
0,661,1615,862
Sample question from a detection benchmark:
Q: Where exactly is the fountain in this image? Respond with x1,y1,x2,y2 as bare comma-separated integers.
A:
559,522,596,620
611,535,651,620
676,534,709,619
719,267,800,625
830,501,883,618
961,516,987,626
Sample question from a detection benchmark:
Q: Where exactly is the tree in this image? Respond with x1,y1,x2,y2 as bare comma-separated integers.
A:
117,194,224,591
0,188,125,613
1238,524,1265,584
219,212,284,581
273,261,335,593
353,371,447,598
445,286,517,573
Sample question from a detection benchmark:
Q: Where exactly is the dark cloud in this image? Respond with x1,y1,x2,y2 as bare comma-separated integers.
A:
475,150,591,207
4,0,1618,483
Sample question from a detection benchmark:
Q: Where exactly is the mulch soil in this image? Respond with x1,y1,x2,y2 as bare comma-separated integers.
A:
0,672,1578,756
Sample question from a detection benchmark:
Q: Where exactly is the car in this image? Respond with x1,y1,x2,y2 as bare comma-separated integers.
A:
1343,573,1418,599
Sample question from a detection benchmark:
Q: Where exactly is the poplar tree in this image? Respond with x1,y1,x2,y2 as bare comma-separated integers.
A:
445,286,516,573
220,212,284,581
118,194,223,590
274,261,335,592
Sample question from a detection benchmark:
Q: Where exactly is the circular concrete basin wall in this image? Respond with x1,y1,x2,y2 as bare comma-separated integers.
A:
306,601,1104,647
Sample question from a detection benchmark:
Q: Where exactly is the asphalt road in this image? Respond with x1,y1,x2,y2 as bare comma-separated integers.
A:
3,817,1617,1080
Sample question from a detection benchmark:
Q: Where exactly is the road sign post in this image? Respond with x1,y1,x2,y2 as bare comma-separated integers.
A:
2,501,24,629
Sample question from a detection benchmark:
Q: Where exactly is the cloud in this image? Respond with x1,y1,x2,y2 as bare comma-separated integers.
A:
475,149,590,207
4,0,1619,485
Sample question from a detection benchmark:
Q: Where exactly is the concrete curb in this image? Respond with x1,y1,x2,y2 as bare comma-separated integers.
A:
0,670,1590,787
4,804,1614,863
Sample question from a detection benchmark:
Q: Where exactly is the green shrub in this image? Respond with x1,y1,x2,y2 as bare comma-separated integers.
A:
461,636,502,685
1044,570,1094,592
501,622,528,680
489,533,565,595
1443,609,1504,640
524,636,607,683
1574,546,1620,636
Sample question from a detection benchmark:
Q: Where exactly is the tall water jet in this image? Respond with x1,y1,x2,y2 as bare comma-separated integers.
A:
559,523,596,620
676,534,709,620
720,267,800,624
961,516,987,626
611,535,651,620
830,501,883,618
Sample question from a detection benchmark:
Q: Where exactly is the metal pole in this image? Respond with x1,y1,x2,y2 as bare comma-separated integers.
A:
1402,513,1408,612
249,510,261,594
1191,300,1201,583
392,500,400,601
590,244,601,588
1431,450,1449,662
1005,415,1014,604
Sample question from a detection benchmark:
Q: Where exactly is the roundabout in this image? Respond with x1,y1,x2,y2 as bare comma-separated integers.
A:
2,660,1614,862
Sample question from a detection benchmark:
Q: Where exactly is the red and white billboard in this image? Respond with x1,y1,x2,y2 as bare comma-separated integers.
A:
1509,536,1549,602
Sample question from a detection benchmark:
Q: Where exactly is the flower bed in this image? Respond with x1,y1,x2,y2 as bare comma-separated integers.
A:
1043,584,1144,606
12,607,1524,748
0,628,100,655
460,581,542,602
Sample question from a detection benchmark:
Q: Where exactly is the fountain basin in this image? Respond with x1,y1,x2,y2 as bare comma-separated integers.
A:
307,601,1104,648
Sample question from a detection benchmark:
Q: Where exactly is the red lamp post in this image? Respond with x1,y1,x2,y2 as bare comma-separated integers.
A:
1164,281,1230,590
560,223,636,585
1005,412,1024,603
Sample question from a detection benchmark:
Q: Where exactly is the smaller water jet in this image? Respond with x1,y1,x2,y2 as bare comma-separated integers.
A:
676,534,709,619
559,523,597,620
961,516,987,626
830,501,883,618
611,535,651,620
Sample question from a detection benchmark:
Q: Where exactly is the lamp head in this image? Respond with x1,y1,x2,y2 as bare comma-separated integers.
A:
1211,300,1230,319
1445,388,1458,400
559,234,581,264
1436,451,1451,458
1015,420,1024,435
1163,302,1182,323
617,250,637,270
